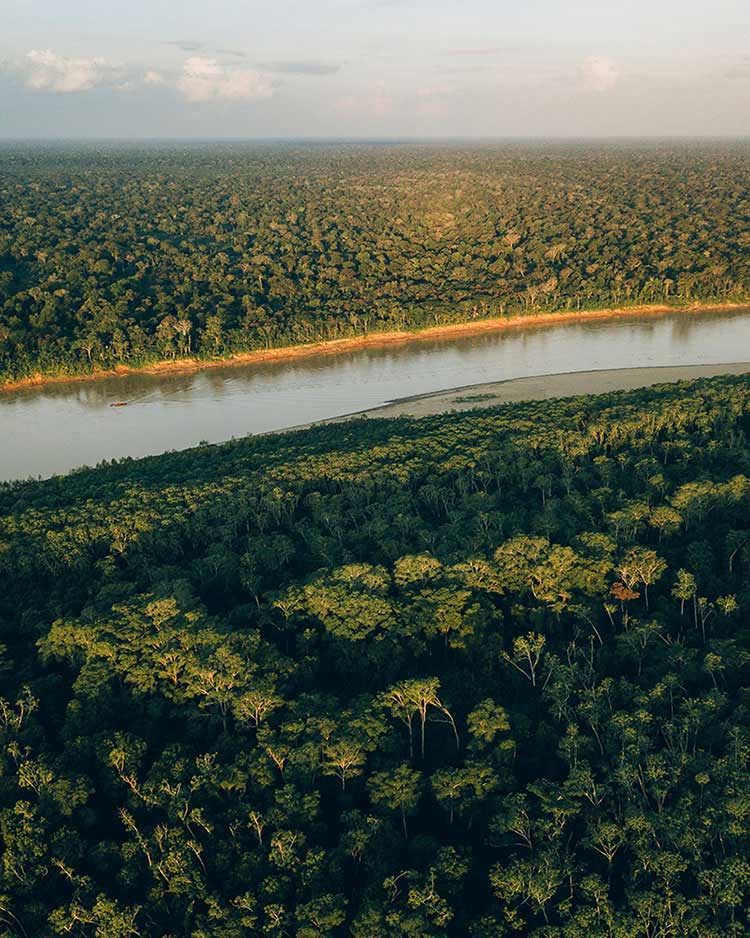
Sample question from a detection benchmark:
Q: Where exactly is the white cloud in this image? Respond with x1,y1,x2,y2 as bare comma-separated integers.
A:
580,56,619,93
25,49,107,93
144,70,165,85
177,57,272,102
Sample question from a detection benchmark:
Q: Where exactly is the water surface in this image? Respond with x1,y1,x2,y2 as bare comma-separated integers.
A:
3,308,750,482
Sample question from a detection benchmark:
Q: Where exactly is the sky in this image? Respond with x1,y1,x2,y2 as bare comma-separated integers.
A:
1,0,750,139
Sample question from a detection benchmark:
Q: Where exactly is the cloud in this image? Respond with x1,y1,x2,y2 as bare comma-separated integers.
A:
25,49,107,93
580,56,619,92
164,40,207,53
177,57,272,102
265,61,341,76
162,40,247,60
444,47,506,57
144,69,166,85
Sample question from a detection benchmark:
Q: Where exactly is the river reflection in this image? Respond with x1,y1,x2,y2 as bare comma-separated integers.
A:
3,308,750,481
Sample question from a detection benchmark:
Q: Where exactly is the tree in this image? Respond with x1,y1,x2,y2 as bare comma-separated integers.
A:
322,739,366,790
380,679,459,759
619,547,667,610
368,765,423,837
501,632,548,688
466,699,511,750
490,850,569,925
431,763,497,824
672,569,698,626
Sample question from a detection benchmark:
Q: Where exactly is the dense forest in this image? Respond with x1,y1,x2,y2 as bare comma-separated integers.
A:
2,373,750,935
3,141,750,385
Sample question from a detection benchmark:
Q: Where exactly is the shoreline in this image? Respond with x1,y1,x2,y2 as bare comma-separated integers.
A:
2,300,748,394
287,361,750,431
4,360,750,484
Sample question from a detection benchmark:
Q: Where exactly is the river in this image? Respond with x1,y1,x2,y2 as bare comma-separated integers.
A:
3,307,750,482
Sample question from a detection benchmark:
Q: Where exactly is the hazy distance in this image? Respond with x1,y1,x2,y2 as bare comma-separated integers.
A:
2,0,749,139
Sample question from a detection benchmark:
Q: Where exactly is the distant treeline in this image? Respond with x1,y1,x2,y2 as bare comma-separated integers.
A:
3,375,750,934
3,141,750,383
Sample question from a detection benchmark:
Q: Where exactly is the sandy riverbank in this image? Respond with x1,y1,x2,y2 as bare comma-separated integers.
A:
2,301,747,393
304,361,750,428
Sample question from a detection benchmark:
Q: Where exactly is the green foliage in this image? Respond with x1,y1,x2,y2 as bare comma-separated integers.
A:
3,374,750,933
4,141,750,384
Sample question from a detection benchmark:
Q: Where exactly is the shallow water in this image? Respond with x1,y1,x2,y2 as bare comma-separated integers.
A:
3,308,750,482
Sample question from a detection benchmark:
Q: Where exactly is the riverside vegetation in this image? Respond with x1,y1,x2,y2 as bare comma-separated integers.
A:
4,141,750,386
3,374,750,936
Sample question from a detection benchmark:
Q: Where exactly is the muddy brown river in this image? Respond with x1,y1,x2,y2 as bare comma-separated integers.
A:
3,307,750,482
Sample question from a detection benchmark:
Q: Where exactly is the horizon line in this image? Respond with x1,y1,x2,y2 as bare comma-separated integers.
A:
2,133,750,145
